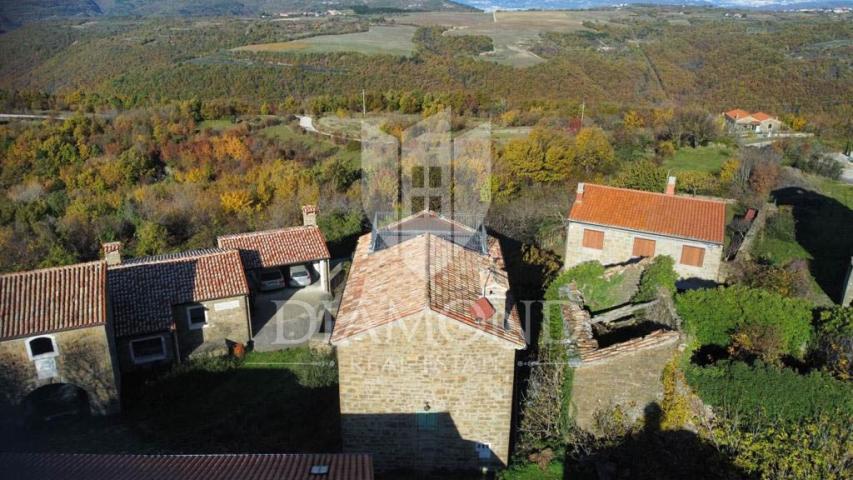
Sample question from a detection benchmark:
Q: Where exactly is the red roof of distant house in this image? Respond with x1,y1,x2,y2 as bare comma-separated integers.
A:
751,112,772,121
108,249,249,337
217,226,330,270
569,184,726,244
724,109,751,120
0,452,374,480
0,261,107,340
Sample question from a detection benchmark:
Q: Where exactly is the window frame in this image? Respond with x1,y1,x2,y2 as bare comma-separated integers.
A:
679,245,706,268
26,335,58,360
581,228,605,250
428,166,442,188
186,305,208,331
411,166,426,188
632,237,657,258
129,335,168,365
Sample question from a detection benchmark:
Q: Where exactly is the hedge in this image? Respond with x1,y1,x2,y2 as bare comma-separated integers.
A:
683,360,853,425
675,285,813,358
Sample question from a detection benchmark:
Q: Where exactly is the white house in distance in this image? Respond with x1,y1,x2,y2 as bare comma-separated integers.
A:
564,179,727,281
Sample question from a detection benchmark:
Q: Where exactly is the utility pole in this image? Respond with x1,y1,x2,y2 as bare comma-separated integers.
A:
580,99,585,124
362,89,366,117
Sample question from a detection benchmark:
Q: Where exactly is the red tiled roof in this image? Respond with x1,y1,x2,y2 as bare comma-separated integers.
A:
0,261,107,340
569,184,726,244
0,453,374,480
217,226,330,270
331,233,526,347
108,249,249,337
724,109,751,120
751,112,772,121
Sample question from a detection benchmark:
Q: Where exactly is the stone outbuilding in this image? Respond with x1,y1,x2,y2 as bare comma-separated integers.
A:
332,211,526,473
564,181,727,282
105,245,251,371
217,206,332,294
0,261,120,415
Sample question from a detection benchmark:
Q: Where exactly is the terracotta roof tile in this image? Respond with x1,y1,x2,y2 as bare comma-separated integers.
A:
0,452,374,480
569,184,726,244
0,261,107,340
724,109,751,120
217,226,330,270
108,249,249,337
331,232,525,347
751,112,772,121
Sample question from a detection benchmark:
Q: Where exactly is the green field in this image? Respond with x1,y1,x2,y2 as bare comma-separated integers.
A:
234,26,417,57
197,119,234,131
662,144,732,173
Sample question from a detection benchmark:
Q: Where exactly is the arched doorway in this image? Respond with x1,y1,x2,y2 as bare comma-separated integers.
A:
22,383,90,422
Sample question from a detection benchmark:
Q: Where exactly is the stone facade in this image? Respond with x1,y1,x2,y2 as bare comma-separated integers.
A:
336,313,518,473
0,326,120,414
564,221,723,281
173,295,251,359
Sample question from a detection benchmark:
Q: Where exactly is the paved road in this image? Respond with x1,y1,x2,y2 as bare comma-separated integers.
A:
251,285,333,351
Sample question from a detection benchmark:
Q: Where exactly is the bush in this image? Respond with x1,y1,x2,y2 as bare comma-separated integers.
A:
683,360,853,425
813,306,853,380
633,255,678,302
553,261,624,311
675,285,813,358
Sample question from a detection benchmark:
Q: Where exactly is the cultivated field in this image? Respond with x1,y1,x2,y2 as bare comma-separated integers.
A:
233,25,417,56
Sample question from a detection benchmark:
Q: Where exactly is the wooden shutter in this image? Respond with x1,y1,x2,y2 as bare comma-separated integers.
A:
582,229,604,250
680,245,705,267
632,238,656,257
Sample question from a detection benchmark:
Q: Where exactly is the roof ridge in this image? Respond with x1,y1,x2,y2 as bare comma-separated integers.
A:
584,183,726,205
0,260,105,278
110,248,238,269
217,225,317,241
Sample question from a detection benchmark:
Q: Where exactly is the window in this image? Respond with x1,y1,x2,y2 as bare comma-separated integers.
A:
428,166,442,188
476,443,491,460
27,336,57,360
411,166,425,188
416,412,438,431
186,305,208,330
632,238,656,258
429,196,442,212
411,195,425,212
129,336,167,364
582,229,605,250
680,245,706,267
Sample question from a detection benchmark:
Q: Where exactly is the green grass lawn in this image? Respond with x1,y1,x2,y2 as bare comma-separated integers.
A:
814,176,853,209
0,348,340,454
662,144,732,173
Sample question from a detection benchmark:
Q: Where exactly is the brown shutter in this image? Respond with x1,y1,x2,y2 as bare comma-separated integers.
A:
582,229,605,250
680,245,705,267
632,238,656,257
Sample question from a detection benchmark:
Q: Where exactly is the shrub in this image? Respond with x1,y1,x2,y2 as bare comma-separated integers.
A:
684,360,853,425
633,255,678,302
553,261,624,311
675,285,813,358
813,306,853,380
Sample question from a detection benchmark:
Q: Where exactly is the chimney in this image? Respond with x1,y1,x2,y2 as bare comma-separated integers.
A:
302,205,318,227
102,241,122,266
576,182,585,202
665,176,676,196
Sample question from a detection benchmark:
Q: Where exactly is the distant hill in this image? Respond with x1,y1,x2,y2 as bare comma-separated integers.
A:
0,0,477,30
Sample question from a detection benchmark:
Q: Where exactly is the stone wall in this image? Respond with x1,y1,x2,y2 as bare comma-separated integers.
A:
564,222,723,281
115,331,176,373
336,312,519,473
0,326,120,414
174,295,251,359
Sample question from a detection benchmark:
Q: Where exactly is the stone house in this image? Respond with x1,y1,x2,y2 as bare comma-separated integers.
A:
564,180,727,281
217,205,332,294
0,261,120,415
105,244,251,371
332,211,526,473
724,109,783,135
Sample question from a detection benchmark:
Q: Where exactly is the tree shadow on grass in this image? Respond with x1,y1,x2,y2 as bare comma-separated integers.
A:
564,403,746,480
771,187,853,302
